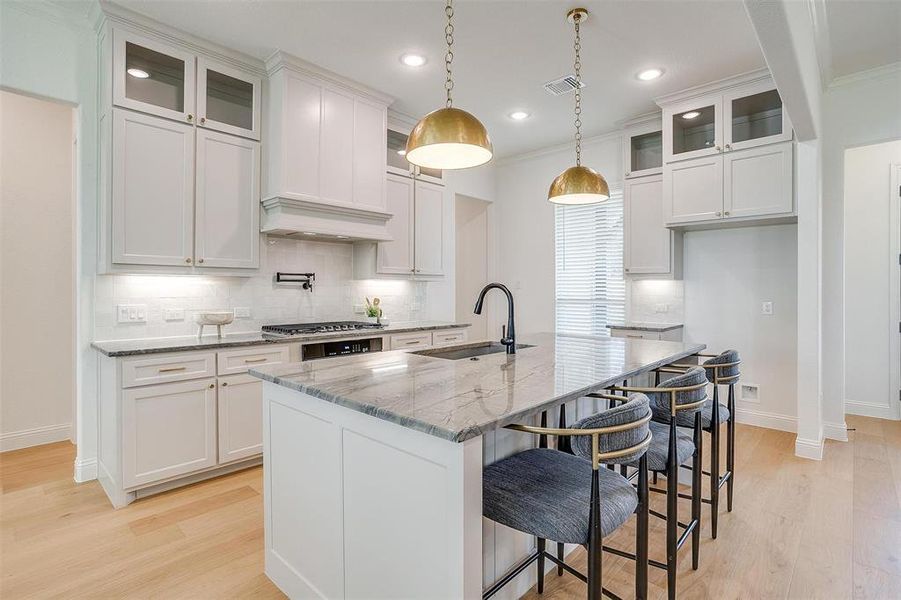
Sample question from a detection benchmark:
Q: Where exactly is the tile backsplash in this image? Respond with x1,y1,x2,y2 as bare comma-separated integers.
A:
629,279,685,323
94,238,430,341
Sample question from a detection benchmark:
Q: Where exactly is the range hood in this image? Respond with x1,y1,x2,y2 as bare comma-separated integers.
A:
260,196,394,242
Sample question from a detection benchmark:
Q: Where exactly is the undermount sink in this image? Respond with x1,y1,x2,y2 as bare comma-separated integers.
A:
413,341,535,361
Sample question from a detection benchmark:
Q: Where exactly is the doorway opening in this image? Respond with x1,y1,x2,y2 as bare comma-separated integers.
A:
454,194,493,341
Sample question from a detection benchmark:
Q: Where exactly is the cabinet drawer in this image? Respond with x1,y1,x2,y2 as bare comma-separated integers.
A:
217,346,290,376
609,329,662,341
122,352,216,388
433,329,468,347
389,332,432,350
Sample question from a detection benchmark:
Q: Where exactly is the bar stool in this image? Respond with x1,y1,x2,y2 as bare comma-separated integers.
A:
482,396,652,600
656,350,740,538
591,367,707,600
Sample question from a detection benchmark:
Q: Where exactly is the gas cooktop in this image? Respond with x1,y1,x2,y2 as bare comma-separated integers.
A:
261,321,384,337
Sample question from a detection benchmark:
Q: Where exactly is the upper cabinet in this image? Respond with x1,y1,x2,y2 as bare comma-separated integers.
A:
197,58,262,140
722,80,791,152
623,115,663,179
261,52,393,240
387,127,444,184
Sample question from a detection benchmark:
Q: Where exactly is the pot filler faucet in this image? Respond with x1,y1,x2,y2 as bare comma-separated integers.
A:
473,282,516,354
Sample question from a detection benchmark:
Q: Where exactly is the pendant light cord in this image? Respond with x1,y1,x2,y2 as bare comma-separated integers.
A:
573,14,582,167
445,0,455,108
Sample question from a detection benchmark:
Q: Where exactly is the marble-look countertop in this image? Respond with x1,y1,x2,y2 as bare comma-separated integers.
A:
91,321,470,357
250,333,705,443
606,322,684,332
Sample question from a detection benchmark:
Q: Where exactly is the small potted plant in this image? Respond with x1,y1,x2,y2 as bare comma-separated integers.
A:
365,297,383,324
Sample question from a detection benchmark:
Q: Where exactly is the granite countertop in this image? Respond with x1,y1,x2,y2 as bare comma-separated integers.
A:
91,321,471,357
606,322,684,332
250,333,705,443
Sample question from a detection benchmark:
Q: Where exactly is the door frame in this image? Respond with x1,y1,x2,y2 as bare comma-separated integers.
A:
454,193,497,341
890,164,901,419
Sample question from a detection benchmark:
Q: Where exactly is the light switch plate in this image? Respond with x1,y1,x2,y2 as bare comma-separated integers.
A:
761,301,773,315
234,307,251,318
163,308,185,321
654,303,669,313
117,304,148,323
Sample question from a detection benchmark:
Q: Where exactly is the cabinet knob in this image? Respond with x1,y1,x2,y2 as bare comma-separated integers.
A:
185,257,192,264
221,381,228,387
625,171,631,176
198,258,204,264
187,114,194,122
208,383,214,389
715,211,722,217
715,145,722,152
724,211,731,216
200,116,206,125
624,268,630,272
725,143,732,151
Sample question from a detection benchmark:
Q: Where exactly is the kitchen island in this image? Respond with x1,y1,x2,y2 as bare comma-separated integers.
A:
250,333,705,599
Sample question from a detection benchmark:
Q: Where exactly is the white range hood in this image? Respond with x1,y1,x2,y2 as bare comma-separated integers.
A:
260,196,393,242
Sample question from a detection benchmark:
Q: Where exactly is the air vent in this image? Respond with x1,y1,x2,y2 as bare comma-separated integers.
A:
543,74,585,96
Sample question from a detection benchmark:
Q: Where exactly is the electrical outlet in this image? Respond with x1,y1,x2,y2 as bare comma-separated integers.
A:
117,304,148,323
353,304,366,314
234,307,251,318
163,308,185,321
740,383,760,403
761,301,773,315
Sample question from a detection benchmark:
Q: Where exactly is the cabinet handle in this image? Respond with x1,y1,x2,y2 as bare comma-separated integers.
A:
208,383,215,389
185,257,192,264
200,116,206,125
625,171,631,176
197,258,204,264
405,340,421,345
715,145,722,152
626,334,642,339
624,268,630,272
187,114,194,122
244,357,268,363
724,211,730,216
724,144,732,151
716,211,722,217
158,366,187,373
221,381,228,387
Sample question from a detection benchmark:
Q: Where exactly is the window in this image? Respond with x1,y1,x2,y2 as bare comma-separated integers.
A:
554,188,625,338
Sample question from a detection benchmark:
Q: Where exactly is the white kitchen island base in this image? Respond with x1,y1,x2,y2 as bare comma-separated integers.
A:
263,381,483,599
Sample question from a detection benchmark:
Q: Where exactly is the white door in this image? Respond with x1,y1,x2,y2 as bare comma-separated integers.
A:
197,57,262,141
122,378,217,488
320,88,355,206
625,175,671,274
195,129,260,269
353,98,387,210
723,80,792,152
413,180,445,276
377,174,414,275
724,142,793,219
664,154,724,225
112,29,196,125
112,109,195,266
217,373,264,463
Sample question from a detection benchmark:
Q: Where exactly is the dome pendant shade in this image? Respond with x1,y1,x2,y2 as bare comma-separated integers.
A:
405,107,493,170
547,165,610,205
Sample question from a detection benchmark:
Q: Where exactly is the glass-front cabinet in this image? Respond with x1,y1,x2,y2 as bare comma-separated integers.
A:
113,30,196,124
386,127,443,182
623,117,663,179
723,82,791,151
663,98,723,162
197,58,262,140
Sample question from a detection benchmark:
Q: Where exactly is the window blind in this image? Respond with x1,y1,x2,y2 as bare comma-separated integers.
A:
554,188,625,338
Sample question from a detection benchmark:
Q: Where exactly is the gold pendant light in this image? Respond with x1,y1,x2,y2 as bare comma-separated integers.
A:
548,8,609,205
406,0,493,170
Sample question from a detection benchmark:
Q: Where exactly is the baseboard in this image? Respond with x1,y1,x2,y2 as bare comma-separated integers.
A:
734,407,797,432
74,456,98,482
794,435,824,460
0,423,71,452
823,420,849,442
845,399,899,420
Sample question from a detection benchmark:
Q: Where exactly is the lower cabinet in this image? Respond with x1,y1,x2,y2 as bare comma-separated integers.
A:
122,377,218,488
217,373,264,463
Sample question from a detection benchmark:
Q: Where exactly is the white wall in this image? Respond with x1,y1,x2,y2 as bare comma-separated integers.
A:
821,67,901,428
842,140,901,419
0,1,98,475
683,226,799,429
0,91,76,451
495,134,622,334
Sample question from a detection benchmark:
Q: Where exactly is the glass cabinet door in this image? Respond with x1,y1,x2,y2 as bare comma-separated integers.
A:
386,128,443,181
625,126,662,178
113,30,196,124
724,85,791,151
197,58,262,140
668,103,720,161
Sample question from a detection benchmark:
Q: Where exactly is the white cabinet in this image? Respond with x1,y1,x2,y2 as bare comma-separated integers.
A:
624,118,663,179
320,88,355,205
361,173,445,277
112,109,195,267
625,175,679,276
122,378,218,488
217,374,264,463
197,57,262,140
664,155,724,224
722,80,792,152
724,142,793,219
413,180,444,276
663,97,722,163
195,129,260,268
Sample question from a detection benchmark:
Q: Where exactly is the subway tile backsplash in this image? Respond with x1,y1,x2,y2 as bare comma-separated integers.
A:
629,279,685,323
94,238,430,341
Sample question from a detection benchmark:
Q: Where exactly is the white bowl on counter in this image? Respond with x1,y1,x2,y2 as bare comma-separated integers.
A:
195,311,234,339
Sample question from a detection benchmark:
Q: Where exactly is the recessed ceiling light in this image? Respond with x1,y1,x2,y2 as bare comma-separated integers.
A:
636,68,664,81
336,235,349,239
303,232,317,236
127,68,150,79
681,111,701,120
508,111,530,121
400,53,426,67
397,149,407,156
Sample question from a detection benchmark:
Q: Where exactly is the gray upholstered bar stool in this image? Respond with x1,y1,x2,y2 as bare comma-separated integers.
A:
591,367,707,600
482,396,653,600
655,350,741,539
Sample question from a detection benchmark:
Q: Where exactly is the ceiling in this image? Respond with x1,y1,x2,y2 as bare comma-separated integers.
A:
110,0,767,158
823,0,901,80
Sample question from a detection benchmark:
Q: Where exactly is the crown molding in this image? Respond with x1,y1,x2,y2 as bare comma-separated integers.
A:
618,110,662,130
808,0,834,91
827,61,901,90
95,0,265,75
265,50,394,106
654,68,772,107
495,128,623,167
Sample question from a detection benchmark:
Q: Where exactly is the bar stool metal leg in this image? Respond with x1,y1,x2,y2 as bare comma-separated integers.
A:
709,384,721,540
727,383,736,512
692,414,702,569
666,420,678,600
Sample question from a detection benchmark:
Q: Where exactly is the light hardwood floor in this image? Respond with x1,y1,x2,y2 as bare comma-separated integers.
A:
1,417,899,599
